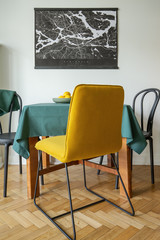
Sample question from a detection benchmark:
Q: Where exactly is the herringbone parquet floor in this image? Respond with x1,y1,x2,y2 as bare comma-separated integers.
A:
0,163,160,240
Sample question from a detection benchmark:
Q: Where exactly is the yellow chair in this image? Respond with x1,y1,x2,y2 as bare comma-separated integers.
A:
34,84,134,240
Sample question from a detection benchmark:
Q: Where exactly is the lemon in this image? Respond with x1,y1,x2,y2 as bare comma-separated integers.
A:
65,94,71,98
58,95,65,98
63,91,71,97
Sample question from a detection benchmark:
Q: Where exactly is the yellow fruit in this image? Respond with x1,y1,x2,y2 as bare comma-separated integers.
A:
63,91,71,96
65,94,71,98
58,95,65,98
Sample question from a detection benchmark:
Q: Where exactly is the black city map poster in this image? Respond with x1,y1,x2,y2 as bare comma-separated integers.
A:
35,8,118,69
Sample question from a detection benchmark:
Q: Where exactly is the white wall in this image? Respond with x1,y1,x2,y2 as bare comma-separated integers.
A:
0,0,160,165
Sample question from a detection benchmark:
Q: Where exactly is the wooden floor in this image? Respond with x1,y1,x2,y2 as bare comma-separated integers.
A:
0,163,160,240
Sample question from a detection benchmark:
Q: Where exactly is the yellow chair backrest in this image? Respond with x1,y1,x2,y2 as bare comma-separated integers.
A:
64,84,124,162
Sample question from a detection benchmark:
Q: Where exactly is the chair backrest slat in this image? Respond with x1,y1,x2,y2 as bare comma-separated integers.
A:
132,88,160,135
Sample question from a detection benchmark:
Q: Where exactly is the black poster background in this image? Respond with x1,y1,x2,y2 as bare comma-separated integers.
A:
35,8,118,69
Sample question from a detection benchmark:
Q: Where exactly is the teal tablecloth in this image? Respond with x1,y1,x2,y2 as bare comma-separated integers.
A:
121,105,147,154
13,103,147,159
0,89,20,116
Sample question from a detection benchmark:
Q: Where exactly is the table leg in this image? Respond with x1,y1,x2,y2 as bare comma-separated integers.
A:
27,137,39,199
119,138,132,198
107,154,114,167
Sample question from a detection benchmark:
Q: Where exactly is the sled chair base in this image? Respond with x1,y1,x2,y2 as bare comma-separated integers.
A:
34,155,135,240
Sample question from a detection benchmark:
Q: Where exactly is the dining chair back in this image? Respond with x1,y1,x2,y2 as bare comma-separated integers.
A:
0,91,22,197
65,84,124,162
132,88,160,183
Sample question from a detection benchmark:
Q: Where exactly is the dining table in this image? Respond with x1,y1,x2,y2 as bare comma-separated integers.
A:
13,103,147,199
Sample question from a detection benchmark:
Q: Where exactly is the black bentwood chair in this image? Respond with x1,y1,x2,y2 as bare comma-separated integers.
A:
34,84,135,240
131,88,160,184
0,92,22,197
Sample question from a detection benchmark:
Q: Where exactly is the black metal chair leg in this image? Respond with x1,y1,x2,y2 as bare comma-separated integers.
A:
149,137,154,184
97,155,104,175
65,164,76,240
34,154,135,239
34,161,72,239
19,155,22,174
115,176,119,189
4,144,9,197
115,152,119,189
34,160,106,239
34,161,75,240
83,157,135,216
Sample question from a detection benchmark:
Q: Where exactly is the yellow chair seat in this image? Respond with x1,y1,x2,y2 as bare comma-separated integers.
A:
36,135,66,162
